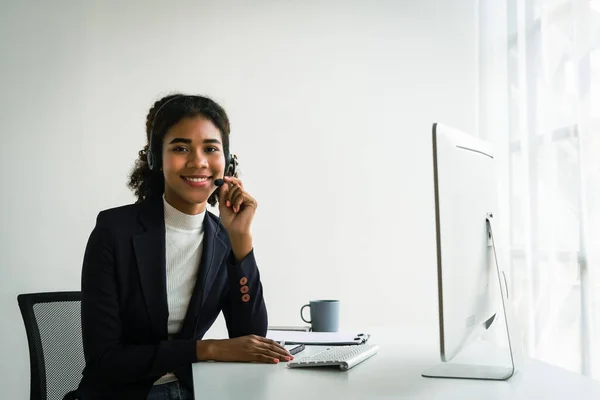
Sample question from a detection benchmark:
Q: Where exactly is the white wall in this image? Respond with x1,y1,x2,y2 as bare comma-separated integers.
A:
0,0,479,396
477,0,512,309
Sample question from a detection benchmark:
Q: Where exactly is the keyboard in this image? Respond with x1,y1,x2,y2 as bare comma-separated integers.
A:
287,344,379,371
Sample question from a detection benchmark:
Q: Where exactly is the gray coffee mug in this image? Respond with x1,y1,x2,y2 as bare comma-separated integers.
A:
300,300,340,332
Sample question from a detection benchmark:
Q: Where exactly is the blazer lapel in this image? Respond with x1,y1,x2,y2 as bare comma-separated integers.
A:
178,213,228,339
132,196,169,338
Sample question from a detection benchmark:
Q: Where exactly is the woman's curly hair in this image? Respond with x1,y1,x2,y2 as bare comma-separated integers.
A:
127,93,231,207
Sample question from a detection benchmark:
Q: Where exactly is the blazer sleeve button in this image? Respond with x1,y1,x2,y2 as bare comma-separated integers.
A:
239,277,248,285
240,285,249,294
242,294,250,302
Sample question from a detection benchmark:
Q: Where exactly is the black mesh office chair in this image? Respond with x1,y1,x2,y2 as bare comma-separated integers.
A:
18,292,84,400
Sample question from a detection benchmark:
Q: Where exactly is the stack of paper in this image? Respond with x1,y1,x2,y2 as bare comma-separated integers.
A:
266,330,370,345
267,325,310,332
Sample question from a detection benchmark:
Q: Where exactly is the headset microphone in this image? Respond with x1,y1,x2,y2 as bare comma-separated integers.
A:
215,154,238,187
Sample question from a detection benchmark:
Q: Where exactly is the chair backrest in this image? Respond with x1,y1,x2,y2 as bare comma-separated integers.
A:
18,291,84,400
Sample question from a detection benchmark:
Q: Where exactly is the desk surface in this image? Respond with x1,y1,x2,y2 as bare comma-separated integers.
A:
192,328,600,399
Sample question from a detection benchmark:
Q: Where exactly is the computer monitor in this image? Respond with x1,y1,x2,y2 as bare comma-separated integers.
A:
422,123,516,381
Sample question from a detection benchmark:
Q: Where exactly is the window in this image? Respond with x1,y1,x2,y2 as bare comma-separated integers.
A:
483,0,600,378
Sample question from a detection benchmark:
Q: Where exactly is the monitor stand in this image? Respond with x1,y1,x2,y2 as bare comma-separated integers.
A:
421,215,517,381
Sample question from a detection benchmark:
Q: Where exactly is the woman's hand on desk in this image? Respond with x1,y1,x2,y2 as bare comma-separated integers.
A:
196,335,293,364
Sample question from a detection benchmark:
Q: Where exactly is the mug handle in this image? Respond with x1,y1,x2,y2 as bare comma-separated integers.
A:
300,304,311,324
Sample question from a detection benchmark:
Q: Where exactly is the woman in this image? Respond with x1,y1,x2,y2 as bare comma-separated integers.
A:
77,94,292,400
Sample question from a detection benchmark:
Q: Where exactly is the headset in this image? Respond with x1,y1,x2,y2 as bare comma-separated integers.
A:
146,94,238,180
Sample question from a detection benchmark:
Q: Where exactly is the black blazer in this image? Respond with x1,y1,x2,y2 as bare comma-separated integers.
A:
76,195,268,399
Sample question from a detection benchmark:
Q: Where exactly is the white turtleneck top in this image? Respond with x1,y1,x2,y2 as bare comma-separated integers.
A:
155,195,206,385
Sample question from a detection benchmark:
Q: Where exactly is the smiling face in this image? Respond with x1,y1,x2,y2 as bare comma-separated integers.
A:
161,115,226,215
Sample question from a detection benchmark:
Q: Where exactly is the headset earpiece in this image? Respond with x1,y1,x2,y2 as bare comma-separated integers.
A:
225,153,238,178
146,148,155,171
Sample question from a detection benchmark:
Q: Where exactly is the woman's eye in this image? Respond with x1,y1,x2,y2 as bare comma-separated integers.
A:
206,146,219,153
173,146,188,152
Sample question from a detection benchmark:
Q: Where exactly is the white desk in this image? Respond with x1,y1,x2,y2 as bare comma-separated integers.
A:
192,328,600,399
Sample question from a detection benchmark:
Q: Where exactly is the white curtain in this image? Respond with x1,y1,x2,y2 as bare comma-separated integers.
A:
479,0,600,379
